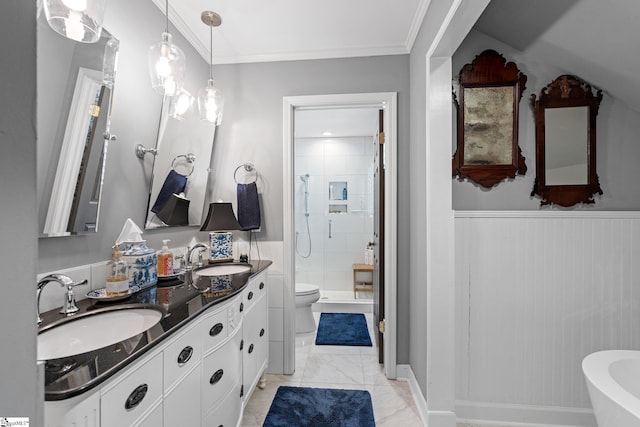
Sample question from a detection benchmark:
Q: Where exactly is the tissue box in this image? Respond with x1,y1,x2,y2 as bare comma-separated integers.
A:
121,241,158,289
209,232,233,262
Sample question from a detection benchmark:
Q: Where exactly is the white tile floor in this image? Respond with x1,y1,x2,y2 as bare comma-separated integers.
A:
241,312,424,426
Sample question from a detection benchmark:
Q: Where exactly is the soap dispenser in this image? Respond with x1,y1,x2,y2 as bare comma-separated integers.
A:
157,239,174,277
106,245,129,297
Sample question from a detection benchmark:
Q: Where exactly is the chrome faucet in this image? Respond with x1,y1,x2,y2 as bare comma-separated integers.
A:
37,274,88,325
186,243,209,270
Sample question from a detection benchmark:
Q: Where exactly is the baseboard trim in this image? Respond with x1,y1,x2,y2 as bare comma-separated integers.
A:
397,364,428,426
456,400,597,427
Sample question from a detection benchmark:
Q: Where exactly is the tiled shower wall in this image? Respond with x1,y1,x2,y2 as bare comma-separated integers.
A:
294,136,375,294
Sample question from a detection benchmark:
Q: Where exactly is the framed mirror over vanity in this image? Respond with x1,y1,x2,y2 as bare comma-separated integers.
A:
530,75,603,207
36,11,119,237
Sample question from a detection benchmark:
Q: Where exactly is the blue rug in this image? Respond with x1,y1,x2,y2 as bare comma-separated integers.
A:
315,313,372,346
263,386,375,427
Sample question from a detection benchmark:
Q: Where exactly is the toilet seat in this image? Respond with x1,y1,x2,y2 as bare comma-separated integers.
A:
296,282,319,296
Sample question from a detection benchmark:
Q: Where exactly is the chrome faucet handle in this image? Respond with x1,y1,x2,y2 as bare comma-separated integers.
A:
60,279,88,316
37,274,84,325
185,243,209,270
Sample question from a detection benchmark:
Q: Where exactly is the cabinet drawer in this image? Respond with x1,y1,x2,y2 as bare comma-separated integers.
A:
243,271,267,312
204,381,242,427
101,352,163,427
201,307,229,354
164,323,202,392
202,327,242,412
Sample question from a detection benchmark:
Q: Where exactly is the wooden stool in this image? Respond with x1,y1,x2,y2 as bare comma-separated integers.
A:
352,263,373,298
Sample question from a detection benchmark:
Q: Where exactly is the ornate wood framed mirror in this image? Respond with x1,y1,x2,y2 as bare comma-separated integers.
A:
452,49,528,188
530,75,603,207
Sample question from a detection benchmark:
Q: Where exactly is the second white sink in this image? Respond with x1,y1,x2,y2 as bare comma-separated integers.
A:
38,305,164,361
195,264,251,276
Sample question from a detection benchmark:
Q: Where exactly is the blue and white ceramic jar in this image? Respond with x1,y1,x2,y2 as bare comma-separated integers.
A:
210,232,233,261
121,241,158,289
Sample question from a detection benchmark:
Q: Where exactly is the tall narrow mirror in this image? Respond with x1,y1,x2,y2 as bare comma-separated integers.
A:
143,96,216,229
531,75,603,207
37,11,119,237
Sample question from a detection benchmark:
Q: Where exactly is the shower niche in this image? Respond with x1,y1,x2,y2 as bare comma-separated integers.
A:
329,181,348,213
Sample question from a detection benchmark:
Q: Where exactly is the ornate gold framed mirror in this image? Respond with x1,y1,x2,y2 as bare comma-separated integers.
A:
452,49,528,188
530,75,603,207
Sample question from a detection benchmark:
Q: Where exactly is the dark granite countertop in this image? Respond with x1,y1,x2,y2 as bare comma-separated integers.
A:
39,260,271,401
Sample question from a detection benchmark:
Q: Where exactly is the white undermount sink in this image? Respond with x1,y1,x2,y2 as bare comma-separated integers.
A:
194,264,251,276
37,305,164,361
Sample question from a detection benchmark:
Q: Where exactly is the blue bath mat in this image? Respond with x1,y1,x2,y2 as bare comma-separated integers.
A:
315,312,372,346
263,386,375,427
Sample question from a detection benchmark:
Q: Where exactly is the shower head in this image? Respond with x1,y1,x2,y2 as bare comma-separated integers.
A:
300,174,310,183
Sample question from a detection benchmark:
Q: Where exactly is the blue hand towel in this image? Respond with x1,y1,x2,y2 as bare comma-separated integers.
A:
151,170,188,214
237,182,261,231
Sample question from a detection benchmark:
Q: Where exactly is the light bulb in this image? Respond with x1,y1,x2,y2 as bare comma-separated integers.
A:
155,56,171,78
62,0,87,12
65,10,86,41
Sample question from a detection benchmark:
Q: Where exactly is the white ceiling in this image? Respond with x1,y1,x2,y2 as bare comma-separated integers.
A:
475,0,640,113
154,0,430,64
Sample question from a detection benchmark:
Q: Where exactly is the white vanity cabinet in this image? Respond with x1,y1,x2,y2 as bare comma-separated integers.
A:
44,266,269,427
241,270,269,402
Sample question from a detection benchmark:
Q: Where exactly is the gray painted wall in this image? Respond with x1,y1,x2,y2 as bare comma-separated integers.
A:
452,29,640,210
205,56,411,363
0,0,38,421
36,3,412,362
409,0,461,397
38,0,213,272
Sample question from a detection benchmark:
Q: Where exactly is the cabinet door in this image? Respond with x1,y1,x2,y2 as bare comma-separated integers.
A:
164,363,201,427
101,352,163,427
202,326,243,413
133,401,163,427
204,381,242,427
242,292,268,399
44,391,100,427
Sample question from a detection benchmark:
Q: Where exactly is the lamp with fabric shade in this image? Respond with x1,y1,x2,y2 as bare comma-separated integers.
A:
200,202,241,262
157,193,190,226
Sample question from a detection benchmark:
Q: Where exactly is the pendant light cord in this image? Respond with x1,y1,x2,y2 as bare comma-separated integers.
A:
165,0,169,33
209,23,214,80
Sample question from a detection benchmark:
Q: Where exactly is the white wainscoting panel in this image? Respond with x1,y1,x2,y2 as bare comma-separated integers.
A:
455,212,640,421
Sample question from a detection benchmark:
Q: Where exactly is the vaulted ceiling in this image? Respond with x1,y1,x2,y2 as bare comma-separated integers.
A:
475,0,640,112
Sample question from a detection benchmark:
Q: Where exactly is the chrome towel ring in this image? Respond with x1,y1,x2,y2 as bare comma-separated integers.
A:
234,162,258,184
172,153,196,177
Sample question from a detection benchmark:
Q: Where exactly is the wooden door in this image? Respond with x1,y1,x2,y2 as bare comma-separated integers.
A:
373,109,385,363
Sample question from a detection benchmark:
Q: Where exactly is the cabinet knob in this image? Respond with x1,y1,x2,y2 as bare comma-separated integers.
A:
240,302,244,312
259,282,265,290
124,384,148,410
240,339,244,351
210,369,224,385
259,328,265,337
248,344,254,354
177,346,193,365
248,291,254,300
240,384,244,397
209,323,224,337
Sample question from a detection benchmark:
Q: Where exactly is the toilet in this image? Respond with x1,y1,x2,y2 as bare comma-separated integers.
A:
295,283,321,334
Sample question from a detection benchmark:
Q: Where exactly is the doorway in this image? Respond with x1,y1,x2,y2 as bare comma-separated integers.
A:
283,92,398,378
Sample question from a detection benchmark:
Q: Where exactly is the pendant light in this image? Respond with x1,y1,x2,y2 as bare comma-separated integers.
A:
197,11,224,125
148,0,185,96
43,0,107,43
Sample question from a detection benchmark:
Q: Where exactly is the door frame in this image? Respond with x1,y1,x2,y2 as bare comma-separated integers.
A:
282,92,398,378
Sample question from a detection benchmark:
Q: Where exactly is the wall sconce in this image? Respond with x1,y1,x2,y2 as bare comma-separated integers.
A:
148,0,185,96
43,0,107,43
197,11,224,125
200,202,241,262
157,193,190,226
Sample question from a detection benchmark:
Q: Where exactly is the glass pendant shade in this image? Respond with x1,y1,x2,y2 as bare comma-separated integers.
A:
43,0,107,43
198,79,224,125
148,32,185,96
169,88,194,120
